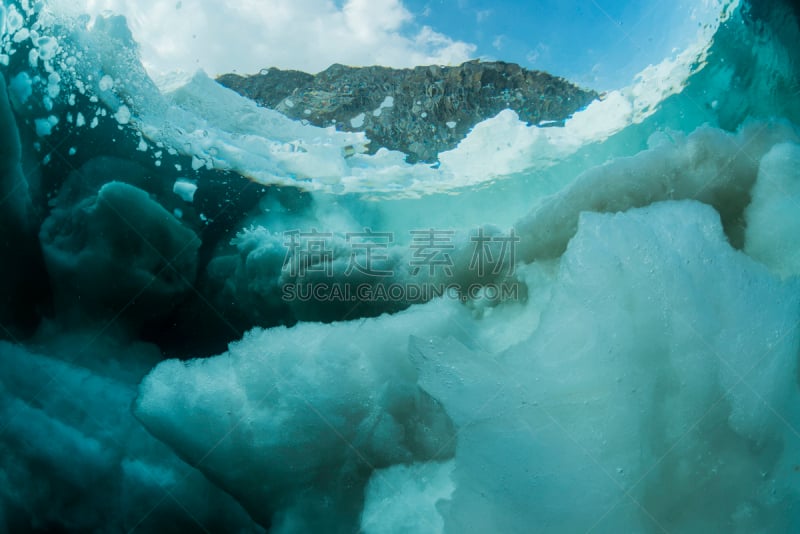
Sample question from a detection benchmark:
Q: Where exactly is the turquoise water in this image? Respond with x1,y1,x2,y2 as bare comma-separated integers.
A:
0,0,799,532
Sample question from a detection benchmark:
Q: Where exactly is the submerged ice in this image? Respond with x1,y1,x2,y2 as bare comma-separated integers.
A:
415,200,800,532
1,0,800,532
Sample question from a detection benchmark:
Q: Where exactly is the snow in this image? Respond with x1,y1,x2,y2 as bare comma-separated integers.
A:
372,96,394,117
350,111,366,127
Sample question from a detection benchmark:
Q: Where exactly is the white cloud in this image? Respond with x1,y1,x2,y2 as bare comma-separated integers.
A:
76,0,476,77
526,43,550,65
492,35,506,51
475,9,492,22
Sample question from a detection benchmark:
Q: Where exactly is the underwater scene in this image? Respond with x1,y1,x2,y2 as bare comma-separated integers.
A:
1,0,799,531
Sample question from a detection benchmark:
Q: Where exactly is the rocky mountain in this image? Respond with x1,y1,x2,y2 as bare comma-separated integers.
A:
218,61,598,163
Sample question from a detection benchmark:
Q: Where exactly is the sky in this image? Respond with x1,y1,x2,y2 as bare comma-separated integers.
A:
76,0,726,91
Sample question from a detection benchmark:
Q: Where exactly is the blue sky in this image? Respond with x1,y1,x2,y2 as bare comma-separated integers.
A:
402,0,716,89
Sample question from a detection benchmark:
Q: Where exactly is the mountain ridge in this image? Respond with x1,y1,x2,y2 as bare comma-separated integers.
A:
218,60,598,163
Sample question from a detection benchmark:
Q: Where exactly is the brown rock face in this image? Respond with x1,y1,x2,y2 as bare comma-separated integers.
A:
218,60,598,163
